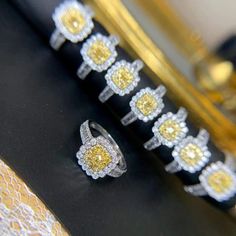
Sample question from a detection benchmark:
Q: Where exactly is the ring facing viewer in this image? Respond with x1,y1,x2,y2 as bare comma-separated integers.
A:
50,0,94,50
165,129,211,174
144,107,188,150
121,86,166,126
99,59,143,103
77,33,119,79
184,161,236,202
76,120,127,179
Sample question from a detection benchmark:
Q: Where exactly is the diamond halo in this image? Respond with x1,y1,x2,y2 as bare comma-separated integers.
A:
81,33,118,72
200,161,236,202
152,112,188,147
52,0,94,43
76,136,120,179
172,135,211,173
130,87,165,122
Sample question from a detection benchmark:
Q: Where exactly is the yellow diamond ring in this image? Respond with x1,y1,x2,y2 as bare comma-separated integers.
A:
50,0,94,50
99,59,143,103
77,33,119,79
76,120,127,179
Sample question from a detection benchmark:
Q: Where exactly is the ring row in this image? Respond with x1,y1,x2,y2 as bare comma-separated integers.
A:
50,0,236,202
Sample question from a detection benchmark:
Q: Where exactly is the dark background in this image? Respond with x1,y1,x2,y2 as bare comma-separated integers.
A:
0,0,236,235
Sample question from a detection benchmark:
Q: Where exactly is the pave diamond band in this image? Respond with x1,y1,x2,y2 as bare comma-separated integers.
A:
184,161,236,202
98,59,143,103
77,33,119,79
50,0,94,50
144,107,188,150
165,129,211,174
76,120,127,179
121,85,166,126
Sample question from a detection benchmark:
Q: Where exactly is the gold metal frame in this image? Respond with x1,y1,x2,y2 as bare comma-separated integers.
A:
85,0,236,154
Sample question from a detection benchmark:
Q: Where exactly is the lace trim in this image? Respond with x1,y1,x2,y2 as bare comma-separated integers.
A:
0,158,69,236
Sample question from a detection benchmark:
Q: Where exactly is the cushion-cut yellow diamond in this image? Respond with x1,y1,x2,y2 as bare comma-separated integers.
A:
84,144,112,172
111,67,134,90
61,7,85,35
136,93,157,116
207,170,233,193
159,119,181,141
87,40,112,65
179,143,203,166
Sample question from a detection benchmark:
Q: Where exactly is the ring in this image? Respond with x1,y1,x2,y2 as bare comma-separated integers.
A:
98,59,143,103
121,86,166,126
144,107,188,150
76,120,127,179
165,129,211,173
77,33,119,79
50,0,94,50
184,159,236,202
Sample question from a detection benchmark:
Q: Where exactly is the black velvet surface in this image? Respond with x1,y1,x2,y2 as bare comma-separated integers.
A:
0,0,235,235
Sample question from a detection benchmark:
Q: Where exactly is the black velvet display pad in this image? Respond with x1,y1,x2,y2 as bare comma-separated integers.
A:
0,0,235,235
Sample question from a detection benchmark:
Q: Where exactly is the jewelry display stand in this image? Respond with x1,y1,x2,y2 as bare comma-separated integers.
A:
0,0,235,234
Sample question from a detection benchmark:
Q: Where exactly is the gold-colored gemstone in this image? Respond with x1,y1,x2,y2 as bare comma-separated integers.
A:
207,170,233,193
87,40,112,65
84,144,112,172
179,143,203,166
159,119,181,141
136,93,157,116
61,7,85,35
111,67,134,90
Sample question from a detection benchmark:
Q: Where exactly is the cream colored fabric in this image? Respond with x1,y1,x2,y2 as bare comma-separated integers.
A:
0,159,69,236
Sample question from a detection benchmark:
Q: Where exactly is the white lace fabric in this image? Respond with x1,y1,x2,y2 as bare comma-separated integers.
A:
0,159,69,236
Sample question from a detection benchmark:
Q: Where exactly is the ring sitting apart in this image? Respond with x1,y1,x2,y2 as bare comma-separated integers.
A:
144,107,188,150
77,33,119,79
50,0,94,50
76,120,127,179
121,86,166,126
184,161,236,202
98,59,143,103
165,129,211,174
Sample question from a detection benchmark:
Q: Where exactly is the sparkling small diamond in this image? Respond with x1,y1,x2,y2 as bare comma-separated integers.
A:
159,119,181,141
136,93,157,116
84,144,112,172
111,67,134,90
207,170,233,194
87,40,112,65
61,7,85,35
179,143,203,166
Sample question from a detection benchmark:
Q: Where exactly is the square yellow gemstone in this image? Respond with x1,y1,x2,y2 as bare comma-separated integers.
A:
84,144,112,172
61,7,85,35
207,170,233,193
87,40,112,65
111,67,134,90
179,143,203,166
159,119,181,141
136,93,157,116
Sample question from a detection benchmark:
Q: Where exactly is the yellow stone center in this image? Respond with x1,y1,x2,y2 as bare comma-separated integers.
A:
136,93,157,116
61,7,85,35
179,143,203,166
159,119,181,141
84,144,112,172
207,170,233,193
111,67,134,90
87,40,112,65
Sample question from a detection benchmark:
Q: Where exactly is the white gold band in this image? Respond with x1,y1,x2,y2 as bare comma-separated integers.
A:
121,111,137,126
77,62,92,80
49,29,66,50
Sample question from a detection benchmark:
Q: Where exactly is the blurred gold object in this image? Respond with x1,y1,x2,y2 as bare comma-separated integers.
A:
85,0,236,154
